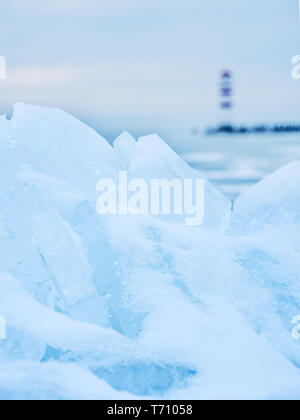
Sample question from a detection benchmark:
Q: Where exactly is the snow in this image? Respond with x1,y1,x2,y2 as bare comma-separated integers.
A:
0,103,299,400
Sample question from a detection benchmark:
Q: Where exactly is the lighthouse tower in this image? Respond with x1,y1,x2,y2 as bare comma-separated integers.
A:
219,70,234,125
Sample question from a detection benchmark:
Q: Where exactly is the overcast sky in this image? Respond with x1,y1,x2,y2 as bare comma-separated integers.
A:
0,0,300,138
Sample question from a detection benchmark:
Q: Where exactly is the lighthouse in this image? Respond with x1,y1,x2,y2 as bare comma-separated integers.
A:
219,70,234,125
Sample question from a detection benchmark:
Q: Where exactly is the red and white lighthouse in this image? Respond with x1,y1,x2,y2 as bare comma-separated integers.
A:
219,70,233,111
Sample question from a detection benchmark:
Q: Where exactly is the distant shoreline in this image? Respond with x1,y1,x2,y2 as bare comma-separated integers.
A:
206,124,300,135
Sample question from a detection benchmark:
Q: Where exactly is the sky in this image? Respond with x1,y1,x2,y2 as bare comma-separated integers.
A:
0,0,300,141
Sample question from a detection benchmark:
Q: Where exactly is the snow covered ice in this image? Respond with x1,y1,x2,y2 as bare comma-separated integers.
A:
0,103,300,400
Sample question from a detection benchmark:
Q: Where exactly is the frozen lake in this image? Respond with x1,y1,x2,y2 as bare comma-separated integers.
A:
176,132,300,201
102,127,300,202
